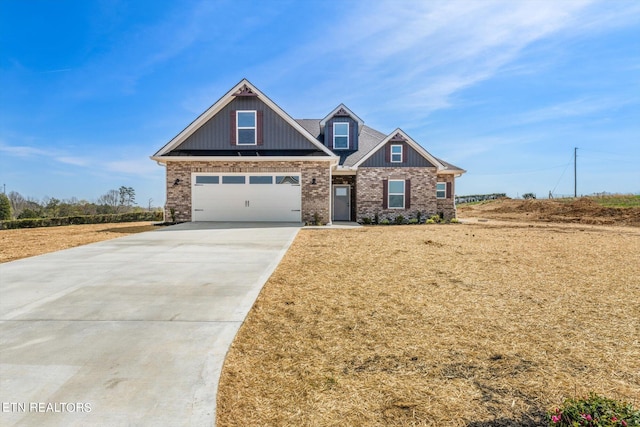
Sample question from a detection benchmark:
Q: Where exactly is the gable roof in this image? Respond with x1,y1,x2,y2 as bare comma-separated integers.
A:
152,79,337,159
319,104,364,134
352,128,446,169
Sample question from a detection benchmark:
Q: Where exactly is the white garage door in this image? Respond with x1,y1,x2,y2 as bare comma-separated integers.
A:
192,173,301,222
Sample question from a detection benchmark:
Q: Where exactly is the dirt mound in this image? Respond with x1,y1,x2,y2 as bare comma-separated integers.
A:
458,197,640,226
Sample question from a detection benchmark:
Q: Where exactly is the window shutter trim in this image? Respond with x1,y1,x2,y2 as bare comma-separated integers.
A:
257,110,264,145
385,144,391,163
230,110,236,145
446,182,452,199
405,179,411,209
382,179,388,209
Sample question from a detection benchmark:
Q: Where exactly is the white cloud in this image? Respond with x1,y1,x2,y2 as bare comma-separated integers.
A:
513,97,634,125
55,156,91,167
262,0,639,121
0,142,48,157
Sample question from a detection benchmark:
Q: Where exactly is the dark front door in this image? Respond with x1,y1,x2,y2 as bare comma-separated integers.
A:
333,185,350,221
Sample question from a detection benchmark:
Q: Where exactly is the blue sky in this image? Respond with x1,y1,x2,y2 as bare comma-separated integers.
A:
1,0,639,206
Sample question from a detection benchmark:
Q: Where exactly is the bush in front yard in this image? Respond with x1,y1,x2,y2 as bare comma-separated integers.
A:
547,393,639,426
0,211,163,229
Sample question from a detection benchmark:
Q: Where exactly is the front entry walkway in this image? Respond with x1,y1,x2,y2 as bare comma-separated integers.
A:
0,222,300,426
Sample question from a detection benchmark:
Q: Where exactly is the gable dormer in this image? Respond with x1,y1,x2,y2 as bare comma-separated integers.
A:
319,104,364,152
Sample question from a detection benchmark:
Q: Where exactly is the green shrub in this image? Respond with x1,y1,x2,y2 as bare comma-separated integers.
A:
360,217,372,225
408,218,418,224
374,212,379,225
547,393,639,426
0,211,163,230
425,218,436,224
0,193,11,220
416,211,422,223
450,218,460,224
394,215,405,225
380,219,390,225
429,214,441,223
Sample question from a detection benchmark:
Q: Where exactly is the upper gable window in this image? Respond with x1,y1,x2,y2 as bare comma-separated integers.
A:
237,111,257,145
391,144,403,163
333,122,349,149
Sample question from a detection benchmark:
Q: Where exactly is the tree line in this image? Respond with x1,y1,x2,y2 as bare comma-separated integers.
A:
0,186,150,221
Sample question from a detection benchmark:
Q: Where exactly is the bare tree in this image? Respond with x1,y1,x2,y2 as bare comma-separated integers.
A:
7,191,27,217
97,189,120,213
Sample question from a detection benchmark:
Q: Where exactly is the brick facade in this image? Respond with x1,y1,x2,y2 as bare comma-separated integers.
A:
164,160,332,224
436,174,457,220
355,167,456,221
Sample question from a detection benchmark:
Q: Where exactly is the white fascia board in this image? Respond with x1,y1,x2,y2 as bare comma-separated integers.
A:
153,78,337,158
352,128,446,170
437,169,467,175
319,103,365,133
151,155,339,165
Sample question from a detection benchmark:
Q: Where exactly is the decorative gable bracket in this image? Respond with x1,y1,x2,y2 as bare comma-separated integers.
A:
334,107,350,116
389,132,407,142
233,84,258,97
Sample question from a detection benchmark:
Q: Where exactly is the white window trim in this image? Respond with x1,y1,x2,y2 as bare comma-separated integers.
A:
388,179,405,209
436,182,446,199
390,144,403,163
333,122,349,150
237,110,257,145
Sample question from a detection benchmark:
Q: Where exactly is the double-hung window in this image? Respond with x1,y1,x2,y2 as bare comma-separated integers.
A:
388,180,405,209
333,122,349,149
237,111,257,145
390,144,402,163
436,182,446,199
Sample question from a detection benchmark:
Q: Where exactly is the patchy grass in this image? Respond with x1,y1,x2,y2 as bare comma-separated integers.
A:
0,222,157,263
588,194,640,208
217,223,640,426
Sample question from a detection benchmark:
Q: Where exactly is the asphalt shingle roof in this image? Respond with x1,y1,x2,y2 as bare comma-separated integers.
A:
295,119,464,171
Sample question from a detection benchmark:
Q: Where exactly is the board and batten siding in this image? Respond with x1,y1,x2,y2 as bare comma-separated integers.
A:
324,116,358,151
359,142,435,168
172,97,320,151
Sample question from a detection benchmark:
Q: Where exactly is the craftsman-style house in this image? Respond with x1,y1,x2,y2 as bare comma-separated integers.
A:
151,79,465,224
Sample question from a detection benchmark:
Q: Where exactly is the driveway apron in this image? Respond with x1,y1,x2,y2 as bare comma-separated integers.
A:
0,222,300,427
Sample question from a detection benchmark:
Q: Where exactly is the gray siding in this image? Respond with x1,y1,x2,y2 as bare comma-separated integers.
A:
360,142,435,168
324,116,358,151
173,97,320,151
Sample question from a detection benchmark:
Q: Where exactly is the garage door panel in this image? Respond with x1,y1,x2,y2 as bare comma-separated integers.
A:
192,174,301,222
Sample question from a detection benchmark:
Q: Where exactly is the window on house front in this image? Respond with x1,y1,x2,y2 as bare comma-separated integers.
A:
222,176,246,184
388,180,405,209
195,175,219,184
333,122,349,149
436,182,446,199
237,111,257,145
391,144,402,163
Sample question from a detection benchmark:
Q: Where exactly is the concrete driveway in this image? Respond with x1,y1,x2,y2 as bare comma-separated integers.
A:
0,222,300,426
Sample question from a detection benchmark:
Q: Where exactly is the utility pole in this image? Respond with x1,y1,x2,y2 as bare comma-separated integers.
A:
574,147,578,198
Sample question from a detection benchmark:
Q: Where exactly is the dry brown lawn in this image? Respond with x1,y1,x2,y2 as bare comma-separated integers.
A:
0,222,157,263
217,222,640,426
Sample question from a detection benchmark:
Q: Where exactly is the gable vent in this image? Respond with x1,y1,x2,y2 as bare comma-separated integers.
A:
389,132,407,142
334,107,350,116
234,84,258,97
